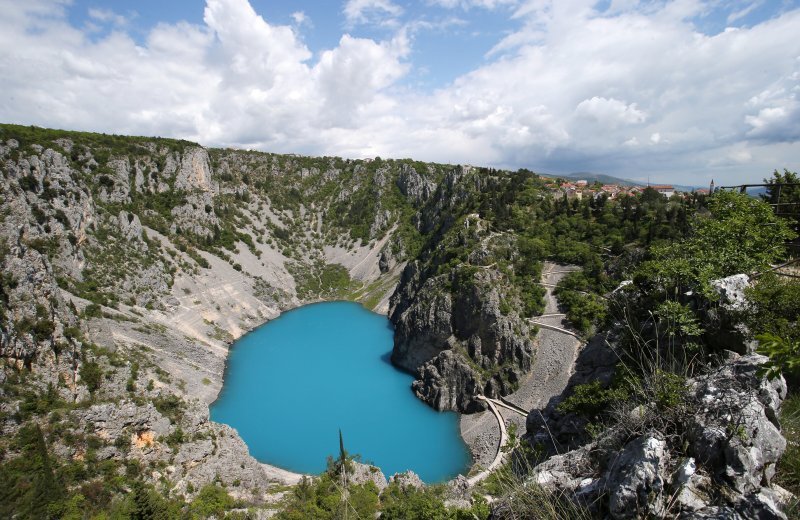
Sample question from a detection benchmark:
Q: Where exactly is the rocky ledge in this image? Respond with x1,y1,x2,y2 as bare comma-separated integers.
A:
521,354,792,519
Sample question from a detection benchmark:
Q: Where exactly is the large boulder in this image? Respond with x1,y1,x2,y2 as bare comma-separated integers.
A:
688,354,787,495
607,435,669,519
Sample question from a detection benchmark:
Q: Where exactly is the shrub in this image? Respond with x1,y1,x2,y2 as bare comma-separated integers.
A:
19,174,39,192
153,394,185,424
757,334,800,382
746,274,800,345
79,361,102,394
557,380,629,419
380,482,448,520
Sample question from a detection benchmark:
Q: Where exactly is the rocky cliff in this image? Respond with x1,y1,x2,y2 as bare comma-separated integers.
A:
0,124,539,500
517,354,791,519
389,168,540,412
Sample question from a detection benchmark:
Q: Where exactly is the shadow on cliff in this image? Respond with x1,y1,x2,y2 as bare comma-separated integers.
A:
525,332,618,453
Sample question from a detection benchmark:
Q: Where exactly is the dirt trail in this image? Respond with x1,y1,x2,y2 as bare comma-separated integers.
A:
461,262,584,470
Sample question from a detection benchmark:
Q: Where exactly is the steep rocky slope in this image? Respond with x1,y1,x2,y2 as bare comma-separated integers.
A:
0,124,544,500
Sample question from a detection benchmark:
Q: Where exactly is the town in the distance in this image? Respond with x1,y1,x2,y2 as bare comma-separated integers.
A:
545,177,715,200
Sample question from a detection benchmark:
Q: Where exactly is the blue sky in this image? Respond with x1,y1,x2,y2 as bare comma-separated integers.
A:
2,0,799,185
65,0,523,90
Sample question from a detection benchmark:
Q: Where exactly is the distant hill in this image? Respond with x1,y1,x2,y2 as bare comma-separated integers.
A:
564,171,640,187
541,171,700,192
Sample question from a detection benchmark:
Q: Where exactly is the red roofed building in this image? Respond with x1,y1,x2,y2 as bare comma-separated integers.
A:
650,184,675,198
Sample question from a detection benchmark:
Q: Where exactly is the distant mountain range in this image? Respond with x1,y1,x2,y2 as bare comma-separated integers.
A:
541,171,702,193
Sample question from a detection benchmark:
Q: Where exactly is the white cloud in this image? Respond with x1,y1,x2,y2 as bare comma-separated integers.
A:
291,11,311,27
0,0,798,185
88,8,129,26
726,1,763,24
575,97,646,127
314,33,410,127
429,0,518,9
343,0,403,26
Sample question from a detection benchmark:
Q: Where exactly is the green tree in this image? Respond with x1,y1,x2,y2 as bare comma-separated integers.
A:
638,191,796,296
762,169,800,208
380,483,449,520
190,484,236,518
80,360,103,394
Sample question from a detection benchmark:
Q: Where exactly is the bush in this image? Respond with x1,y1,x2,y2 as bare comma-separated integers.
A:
83,303,102,319
757,334,800,383
380,482,448,520
79,361,102,394
557,380,629,419
637,191,796,297
746,274,800,345
190,484,236,518
18,174,39,192
153,394,185,424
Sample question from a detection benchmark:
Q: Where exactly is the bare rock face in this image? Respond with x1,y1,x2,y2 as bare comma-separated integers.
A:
706,274,757,354
688,354,787,496
175,147,214,193
413,350,483,412
396,164,436,206
118,210,143,241
388,470,425,490
524,355,789,519
391,264,455,372
607,435,668,519
711,274,751,311
350,461,388,492
172,423,277,502
390,262,533,412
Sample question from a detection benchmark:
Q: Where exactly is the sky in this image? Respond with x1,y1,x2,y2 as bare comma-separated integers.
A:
1,0,799,185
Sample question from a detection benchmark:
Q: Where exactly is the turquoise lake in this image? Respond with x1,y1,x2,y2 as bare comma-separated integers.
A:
210,301,472,482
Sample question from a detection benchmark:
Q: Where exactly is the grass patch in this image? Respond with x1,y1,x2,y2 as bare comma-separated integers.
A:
777,393,800,518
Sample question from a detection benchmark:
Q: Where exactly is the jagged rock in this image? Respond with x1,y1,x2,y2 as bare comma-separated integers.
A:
706,274,757,354
172,423,277,501
118,210,143,241
674,472,714,514
531,444,599,503
78,400,172,440
396,164,436,205
391,268,455,372
682,488,788,519
607,435,668,519
370,208,391,237
349,461,387,492
388,470,424,490
711,274,751,311
102,158,132,203
175,147,214,192
688,354,786,495
413,350,484,411
379,247,391,273
391,261,533,412
524,355,788,519
444,475,472,509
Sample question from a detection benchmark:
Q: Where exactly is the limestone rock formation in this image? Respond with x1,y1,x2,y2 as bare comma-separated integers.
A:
389,470,425,490
350,461,388,492
391,257,534,412
524,355,789,519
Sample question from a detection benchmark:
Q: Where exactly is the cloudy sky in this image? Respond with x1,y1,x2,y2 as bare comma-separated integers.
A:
1,0,798,185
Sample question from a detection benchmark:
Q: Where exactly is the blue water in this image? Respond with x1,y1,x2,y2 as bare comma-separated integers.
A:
210,301,472,482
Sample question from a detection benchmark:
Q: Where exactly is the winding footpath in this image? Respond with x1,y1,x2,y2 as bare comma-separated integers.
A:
467,397,509,485
462,262,586,483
